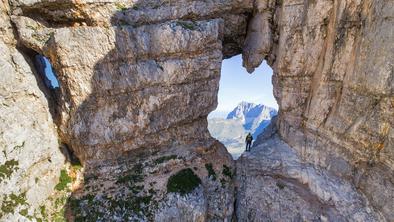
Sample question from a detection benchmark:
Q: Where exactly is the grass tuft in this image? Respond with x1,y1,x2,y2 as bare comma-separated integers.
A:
167,168,201,196
205,163,216,181
276,181,285,190
176,21,197,30
0,159,19,181
222,165,233,179
55,169,72,191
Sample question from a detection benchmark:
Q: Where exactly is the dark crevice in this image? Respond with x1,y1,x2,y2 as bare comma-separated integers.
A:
15,45,72,167
232,165,239,222
222,12,253,59
15,45,61,125
60,143,82,166
16,2,94,28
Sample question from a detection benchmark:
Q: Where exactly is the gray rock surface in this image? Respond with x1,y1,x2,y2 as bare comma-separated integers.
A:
237,135,385,221
155,187,207,222
0,1,64,221
6,1,247,220
242,0,394,220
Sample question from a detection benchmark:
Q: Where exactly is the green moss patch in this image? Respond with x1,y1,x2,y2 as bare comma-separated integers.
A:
0,192,28,217
205,163,216,181
29,163,84,222
19,208,29,216
222,165,233,179
276,181,285,190
167,168,201,196
39,205,47,219
115,2,127,11
0,159,19,181
55,170,72,191
42,193,71,222
69,193,156,221
176,21,198,30
70,159,82,170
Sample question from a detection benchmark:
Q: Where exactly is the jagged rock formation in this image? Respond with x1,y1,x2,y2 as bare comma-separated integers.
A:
226,102,277,137
237,134,385,221
241,0,393,220
4,0,253,221
0,0,393,221
0,2,65,221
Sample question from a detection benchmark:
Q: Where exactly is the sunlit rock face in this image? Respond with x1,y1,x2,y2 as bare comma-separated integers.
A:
245,0,393,172
241,0,394,220
0,2,64,221
237,135,385,221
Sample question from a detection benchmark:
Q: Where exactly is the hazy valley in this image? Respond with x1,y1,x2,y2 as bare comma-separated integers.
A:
208,102,277,158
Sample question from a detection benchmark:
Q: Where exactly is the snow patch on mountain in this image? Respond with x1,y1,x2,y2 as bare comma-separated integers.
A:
226,102,277,137
208,102,277,159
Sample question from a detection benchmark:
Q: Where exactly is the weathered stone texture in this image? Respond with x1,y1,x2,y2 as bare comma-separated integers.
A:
7,0,252,220
271,0,394,169
2,0,393,221
0,1,64,221
237,135,385,221
242,0,394,220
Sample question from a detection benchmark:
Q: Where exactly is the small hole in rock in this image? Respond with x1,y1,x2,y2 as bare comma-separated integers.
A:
34,54,59,89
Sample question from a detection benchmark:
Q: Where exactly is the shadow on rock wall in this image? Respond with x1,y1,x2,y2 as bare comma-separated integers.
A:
58,6,235,221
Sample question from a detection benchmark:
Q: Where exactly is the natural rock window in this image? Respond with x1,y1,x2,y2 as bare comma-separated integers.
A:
34,55,59,89
208,55,278,159
3,0,392,221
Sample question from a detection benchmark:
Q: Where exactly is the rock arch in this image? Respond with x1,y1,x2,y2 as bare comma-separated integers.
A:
1,0,393,221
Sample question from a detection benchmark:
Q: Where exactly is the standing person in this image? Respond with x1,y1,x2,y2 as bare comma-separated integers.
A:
245,133,253,152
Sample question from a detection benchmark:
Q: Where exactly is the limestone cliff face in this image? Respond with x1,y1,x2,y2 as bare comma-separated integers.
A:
5,0,253,221
1,0,393,221
249,0,393,170
11,0,254,164
244,0,393,169
0,1,64,221
240,0,394,220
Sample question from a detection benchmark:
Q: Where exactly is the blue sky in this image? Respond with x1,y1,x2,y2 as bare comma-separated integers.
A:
42,56,59,88
214,55,278,112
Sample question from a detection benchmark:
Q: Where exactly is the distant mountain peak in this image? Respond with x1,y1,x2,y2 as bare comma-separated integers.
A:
238,101,257,106
208,101,278,159
226,102,276,121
